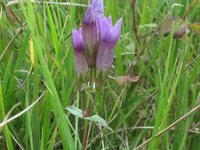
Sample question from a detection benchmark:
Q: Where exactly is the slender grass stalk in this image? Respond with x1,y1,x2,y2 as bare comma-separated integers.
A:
75,91,80,149
134,103,200,150
0,0,199,149
19,1,75,149
149,22,176,149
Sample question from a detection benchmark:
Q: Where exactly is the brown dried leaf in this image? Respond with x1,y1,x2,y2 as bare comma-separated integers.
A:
158,16,189,38
175,23,189,38
116,75,140,85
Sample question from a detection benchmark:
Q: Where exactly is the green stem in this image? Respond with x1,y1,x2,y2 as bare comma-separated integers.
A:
75,91,80,149
82,120,89,150
82,86,92,150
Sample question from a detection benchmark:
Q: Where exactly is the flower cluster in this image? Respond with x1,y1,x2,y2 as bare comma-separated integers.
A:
72,0,122,83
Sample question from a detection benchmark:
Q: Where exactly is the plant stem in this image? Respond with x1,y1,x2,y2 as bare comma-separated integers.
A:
82,120,89,150
131,0,138,45
183,0,198,20
82,86,92,150
75,91,80,149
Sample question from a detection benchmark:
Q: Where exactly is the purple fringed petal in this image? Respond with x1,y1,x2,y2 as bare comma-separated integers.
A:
91,0,104,17
96,17,122,74
72,28,88,76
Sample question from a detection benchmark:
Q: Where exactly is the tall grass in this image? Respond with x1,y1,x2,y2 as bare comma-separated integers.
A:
0,0,199,149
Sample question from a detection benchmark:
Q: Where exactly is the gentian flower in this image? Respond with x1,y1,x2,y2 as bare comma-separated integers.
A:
96,16,122,75
72,0,122,85
82,5,98,68
72,28,88,77
82,0,104,68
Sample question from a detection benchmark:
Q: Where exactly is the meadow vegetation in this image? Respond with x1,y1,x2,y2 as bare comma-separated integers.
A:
0,0,200,149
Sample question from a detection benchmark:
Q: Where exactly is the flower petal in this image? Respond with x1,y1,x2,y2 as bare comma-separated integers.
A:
91,0,104,17
107,16,112,26
82,22,98,55
72,28,84,52
83,5,95,26
98,17,112,43
110,18,122,45
82,5,98,67
82,5,98,53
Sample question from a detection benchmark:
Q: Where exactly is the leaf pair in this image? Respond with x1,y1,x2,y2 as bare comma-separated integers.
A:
66,106,108,127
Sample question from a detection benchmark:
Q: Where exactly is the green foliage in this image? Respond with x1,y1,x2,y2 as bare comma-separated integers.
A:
0,0,199,149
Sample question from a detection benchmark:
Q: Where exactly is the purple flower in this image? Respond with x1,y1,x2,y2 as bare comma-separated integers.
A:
82,0,104,67
96,16,122,75
82,5,98,67
72,0,122,83
72,28,88,76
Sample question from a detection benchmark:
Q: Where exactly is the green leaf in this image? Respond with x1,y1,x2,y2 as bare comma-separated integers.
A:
66,106,83,118
85,115,108,127
66,106,108,127
139,23,158,29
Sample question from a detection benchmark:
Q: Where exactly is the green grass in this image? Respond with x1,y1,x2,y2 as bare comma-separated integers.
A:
0,0,200,149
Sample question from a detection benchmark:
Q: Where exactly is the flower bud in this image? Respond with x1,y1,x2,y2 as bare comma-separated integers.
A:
82,5,98,68
72,28,88,76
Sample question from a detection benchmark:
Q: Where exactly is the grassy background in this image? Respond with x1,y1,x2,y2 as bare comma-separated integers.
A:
0,0,200,149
